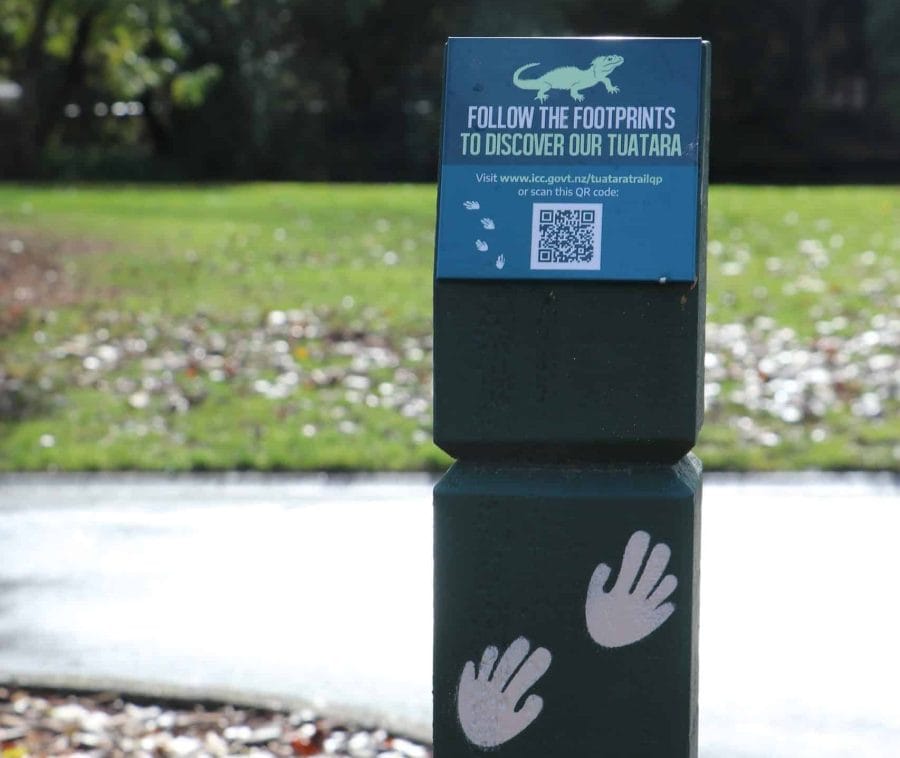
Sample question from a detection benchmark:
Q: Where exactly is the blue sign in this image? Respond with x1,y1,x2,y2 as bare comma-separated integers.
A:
435,37,705,282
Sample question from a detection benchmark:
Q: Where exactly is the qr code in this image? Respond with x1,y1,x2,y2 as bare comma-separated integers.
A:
530,203,602,271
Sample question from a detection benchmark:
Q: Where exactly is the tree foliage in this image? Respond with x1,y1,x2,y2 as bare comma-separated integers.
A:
866,0,900,124
0,0,219,175
0,0,897,180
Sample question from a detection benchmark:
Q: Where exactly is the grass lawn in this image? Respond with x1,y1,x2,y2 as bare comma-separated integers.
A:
0,183,897,471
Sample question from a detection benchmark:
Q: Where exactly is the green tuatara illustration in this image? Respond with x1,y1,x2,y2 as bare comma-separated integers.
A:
513,55,624,103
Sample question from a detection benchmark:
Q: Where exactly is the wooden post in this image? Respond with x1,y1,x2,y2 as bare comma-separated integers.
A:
433,36,710,757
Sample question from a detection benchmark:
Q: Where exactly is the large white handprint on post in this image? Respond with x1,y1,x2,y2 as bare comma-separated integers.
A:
585,530,677,648
457,636,552,748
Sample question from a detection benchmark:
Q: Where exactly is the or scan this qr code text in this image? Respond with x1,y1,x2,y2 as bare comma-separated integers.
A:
530,203,602,271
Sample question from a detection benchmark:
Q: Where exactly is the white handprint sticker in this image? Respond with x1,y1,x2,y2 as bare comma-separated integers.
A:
463,200,481,210
495,254,506,270
585,530,677,648
457,637,551,748
475,239,489,252
480,217,495,229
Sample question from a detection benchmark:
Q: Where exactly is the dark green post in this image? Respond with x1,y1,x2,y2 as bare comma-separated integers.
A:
433,37,710,757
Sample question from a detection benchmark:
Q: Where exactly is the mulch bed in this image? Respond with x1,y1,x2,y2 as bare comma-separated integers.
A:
0,686,431,757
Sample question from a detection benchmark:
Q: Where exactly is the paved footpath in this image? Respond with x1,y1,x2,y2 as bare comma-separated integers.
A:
0,472,897,756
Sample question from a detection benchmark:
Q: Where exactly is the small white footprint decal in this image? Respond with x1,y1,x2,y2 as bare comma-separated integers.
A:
480,218,495,230
463,200,480,210
475,240,489,252
495,254,505,270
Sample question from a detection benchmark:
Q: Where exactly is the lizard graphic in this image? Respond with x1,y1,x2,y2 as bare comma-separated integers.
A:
513,55,624,103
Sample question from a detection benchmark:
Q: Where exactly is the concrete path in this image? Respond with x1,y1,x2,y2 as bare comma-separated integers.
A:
0,472,897,756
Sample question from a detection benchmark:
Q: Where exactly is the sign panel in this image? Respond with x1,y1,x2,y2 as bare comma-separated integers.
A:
435,37,704,282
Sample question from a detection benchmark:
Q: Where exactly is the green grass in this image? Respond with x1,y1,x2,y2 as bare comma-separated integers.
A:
0,183,897,471
1,184,435,325
705,186,898,337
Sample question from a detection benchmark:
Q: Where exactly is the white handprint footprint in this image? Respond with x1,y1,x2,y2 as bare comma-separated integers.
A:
495,254,505,270
463,200,480,210
475,239,489,252
457,637,551,748
585,530,677,648
480,217,495,230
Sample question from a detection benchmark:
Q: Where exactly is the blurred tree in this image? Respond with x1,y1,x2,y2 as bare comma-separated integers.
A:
563,0,895,179
866,0,900,125
167,0,449,179
0,0,897,180
0,0,220,176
